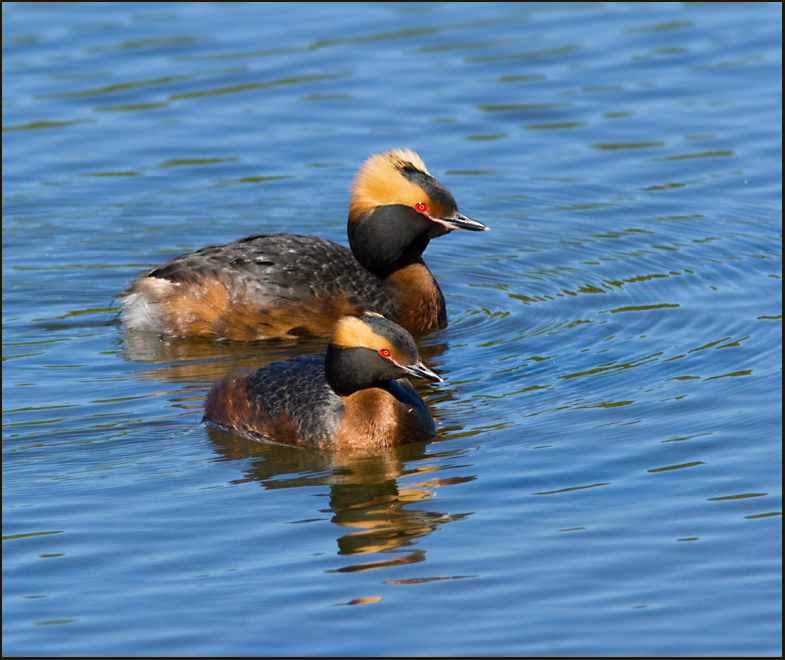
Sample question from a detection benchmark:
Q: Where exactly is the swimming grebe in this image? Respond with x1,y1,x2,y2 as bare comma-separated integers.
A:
119,149,487,341
204,313,443,450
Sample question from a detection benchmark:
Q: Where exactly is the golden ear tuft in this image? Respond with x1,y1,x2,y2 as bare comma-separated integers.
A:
349,149,431,217
332,315,398,356
333,316,376,349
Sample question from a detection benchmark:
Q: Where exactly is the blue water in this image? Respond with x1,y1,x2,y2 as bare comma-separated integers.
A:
3,2,781,656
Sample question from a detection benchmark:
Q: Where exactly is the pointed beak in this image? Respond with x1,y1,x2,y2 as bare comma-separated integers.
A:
402,360,444,383
440,212,489,232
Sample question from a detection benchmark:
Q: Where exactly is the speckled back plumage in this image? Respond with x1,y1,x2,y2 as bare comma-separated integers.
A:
149,233,399,318
121,233,402,340
246,354,345,445
204,354,342,447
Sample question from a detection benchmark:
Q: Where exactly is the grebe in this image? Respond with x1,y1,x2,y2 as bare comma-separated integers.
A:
120,149,487,341
204,313,443,450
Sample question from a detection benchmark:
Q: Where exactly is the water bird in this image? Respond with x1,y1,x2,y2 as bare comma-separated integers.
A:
119,149,487,340
204,313,443,450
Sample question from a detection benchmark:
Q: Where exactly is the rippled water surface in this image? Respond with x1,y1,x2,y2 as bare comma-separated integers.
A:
3,2,781,656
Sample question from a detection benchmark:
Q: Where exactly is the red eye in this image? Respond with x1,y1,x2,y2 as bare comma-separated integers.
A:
380,348,391,358
415,202,428,214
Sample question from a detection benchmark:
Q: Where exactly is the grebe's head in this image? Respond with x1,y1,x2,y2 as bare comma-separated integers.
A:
326,313,443,395
349,149,487,233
